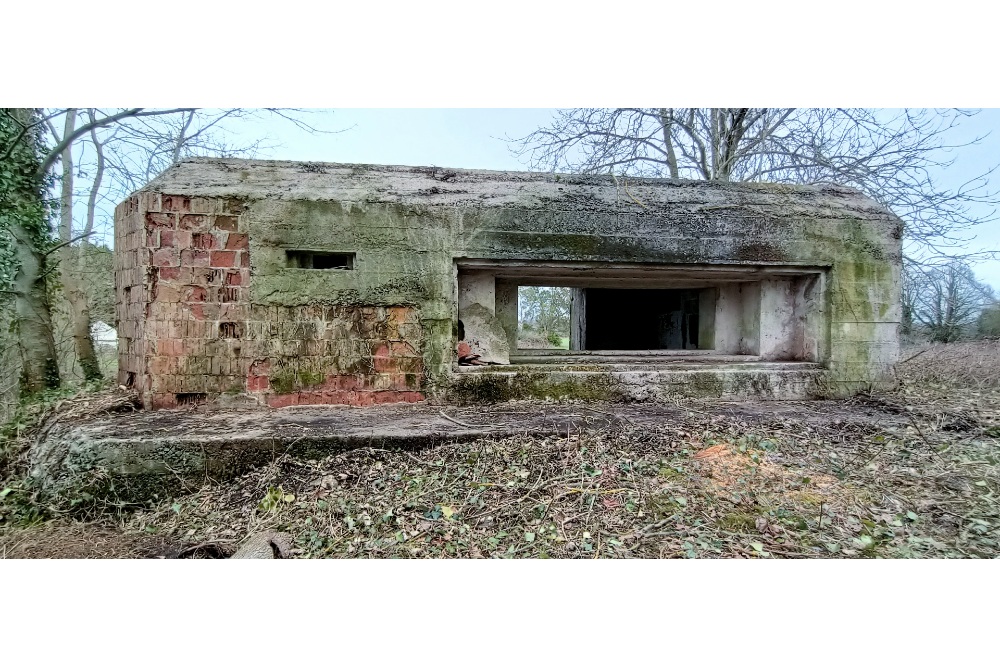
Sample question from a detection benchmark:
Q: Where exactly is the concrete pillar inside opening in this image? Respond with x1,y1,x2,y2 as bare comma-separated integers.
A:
495,280,519,354
457,271,510,364
569,287,586,351
698,288,717,350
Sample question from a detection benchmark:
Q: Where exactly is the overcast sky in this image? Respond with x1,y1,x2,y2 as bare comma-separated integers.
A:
219,108,1000,290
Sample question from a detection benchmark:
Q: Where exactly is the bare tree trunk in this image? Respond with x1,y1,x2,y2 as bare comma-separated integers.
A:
8,215,60,394
4,108,61,394
658,109,679,179
54,109,102,382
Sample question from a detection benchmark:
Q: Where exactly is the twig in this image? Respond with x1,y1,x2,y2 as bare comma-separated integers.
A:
898,348,930,364
579,405,635,426
438,411,492,429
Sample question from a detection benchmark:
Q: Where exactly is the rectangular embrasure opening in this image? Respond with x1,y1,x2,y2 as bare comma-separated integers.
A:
286,250,355,270
456,261,828,367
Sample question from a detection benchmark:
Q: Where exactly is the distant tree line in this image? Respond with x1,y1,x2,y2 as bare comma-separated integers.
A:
903,258,998,342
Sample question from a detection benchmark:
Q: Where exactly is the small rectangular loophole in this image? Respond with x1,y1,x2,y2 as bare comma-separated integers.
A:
219,322,243,339
286,250,354,270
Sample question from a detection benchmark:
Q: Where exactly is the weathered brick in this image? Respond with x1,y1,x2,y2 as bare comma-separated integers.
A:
145,212,176,229
225,233,249,250
151,247,180,267
267,393,299,408
160,229,191,249
372,391,407,405
396,357,424,374
193,233,219,250
389,341,419,357
210,251,237,268
185,285,208,303
247,375,269,392
188,197,216,214
179,214,209,231
158,266,181,281
214,215,238,231
151,393,178,410
153,283,182,303
240,251,250,268
180,248,211,267
162,195,191,212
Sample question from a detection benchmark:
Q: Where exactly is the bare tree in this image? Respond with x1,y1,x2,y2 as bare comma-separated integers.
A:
1,107,332,393
905,259,994,342
514,108,998,255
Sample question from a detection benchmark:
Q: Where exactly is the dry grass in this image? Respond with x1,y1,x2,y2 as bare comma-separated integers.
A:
898,339,1000,390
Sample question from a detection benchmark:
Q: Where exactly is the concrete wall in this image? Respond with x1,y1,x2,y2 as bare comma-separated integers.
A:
116,159,902,407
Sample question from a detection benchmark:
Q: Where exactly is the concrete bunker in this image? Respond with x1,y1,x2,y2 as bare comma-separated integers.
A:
114,158,902,408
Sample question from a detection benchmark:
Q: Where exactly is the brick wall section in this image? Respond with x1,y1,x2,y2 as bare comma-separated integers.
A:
250,305,425,408
117,193,425,409
114,193,152,395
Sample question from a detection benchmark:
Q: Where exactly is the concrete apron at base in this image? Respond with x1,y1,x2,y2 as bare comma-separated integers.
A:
446,363,829,403
26,403,629,505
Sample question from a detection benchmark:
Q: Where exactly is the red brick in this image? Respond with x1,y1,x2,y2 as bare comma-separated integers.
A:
374,356,399,373
267,393,300,408
352,392,375,407
160,229,192,248
214,215,238,231
249,360,270,376
158,266,181,281
162,196,191,212
240,251,250,268
371,391,408,405
145,212,176,229
151,393,178,409
188,303,220,321
332,374,363,391
210,251,236,268
152,247,180,267
225,233,249,250
160,339,183,356
387,307,409,326
180,248,211,267
400,392,425,403
179,214,209,231
149,356,172,375
152,283,181,303
247,375,269,392
185,285,208,303
224,271,243,286
193,233,219,250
